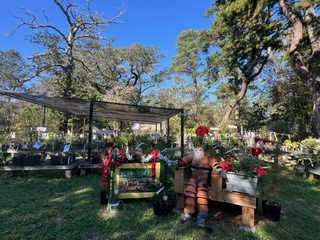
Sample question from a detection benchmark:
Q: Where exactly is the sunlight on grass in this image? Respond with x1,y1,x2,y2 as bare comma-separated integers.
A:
73,187,94,195
50,196,66,203
1,170,319,240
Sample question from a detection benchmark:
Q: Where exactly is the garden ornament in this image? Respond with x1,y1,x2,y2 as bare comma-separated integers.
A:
175,126,225,233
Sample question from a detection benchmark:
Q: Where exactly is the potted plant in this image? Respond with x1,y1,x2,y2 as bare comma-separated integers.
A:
313,143,320,155
300,138,317,153
152,182,176,216
261,171,281,222
220,154,267,196
283,140,300,152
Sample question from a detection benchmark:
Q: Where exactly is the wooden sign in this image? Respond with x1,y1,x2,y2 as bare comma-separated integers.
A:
114,163,160,199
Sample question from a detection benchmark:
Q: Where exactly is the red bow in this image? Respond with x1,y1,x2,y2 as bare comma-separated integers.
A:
101,147,113,191
150,150,159,177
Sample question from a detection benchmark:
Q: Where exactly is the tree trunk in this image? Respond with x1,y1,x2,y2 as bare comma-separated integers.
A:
219,79,249,128
279,0,320,137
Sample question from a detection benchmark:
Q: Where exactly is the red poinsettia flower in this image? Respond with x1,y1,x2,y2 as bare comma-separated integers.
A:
251,148,262,156
254,165,268,177
220,161,231,171
195,126,209,137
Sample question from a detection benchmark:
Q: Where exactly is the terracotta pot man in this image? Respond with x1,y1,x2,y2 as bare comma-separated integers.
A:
175,126,222,232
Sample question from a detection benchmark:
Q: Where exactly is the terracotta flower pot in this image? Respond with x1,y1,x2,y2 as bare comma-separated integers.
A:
185,185,197,194
187,181,197,188
184,204,195,214
198,204,209,213
185,191,196,198
185,197,196,206
197,197,208,205
197,186,208,192
196,190,208,198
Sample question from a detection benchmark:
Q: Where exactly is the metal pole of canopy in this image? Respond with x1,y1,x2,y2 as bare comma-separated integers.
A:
180,109,184,157
166,118,170,144
42,106,46,127
88,100,94,162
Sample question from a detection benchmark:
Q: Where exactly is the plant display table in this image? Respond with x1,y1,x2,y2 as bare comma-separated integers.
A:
175,166,257,229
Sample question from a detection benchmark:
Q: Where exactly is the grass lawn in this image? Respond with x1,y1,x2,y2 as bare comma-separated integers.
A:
0,166,319,240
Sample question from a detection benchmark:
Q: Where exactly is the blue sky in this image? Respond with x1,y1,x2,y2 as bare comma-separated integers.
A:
0,0,213,69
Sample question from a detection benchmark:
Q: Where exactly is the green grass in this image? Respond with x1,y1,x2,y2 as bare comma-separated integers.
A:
0,167,319,240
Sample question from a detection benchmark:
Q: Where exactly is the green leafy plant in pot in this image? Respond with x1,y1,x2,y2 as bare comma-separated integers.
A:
152,181,175,216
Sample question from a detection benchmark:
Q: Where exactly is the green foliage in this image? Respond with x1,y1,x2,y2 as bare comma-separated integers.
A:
113,132,132,146
301,138,318,149
283,140,300,148
232,155,261,176
0,49,33,91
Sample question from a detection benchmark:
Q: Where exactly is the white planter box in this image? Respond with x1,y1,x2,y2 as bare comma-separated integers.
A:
225,172,258,196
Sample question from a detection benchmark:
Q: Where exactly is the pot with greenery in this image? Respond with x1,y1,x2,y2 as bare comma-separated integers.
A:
152,182,175,216
220,154,267,196
300,138,317,153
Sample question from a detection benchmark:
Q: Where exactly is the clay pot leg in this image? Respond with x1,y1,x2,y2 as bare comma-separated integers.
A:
182,179,197,222
196,182,209,213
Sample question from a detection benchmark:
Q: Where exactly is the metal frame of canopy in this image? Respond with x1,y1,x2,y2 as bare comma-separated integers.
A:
0,90,185,160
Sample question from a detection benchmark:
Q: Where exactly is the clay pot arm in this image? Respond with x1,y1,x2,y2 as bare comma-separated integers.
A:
175,153,193,170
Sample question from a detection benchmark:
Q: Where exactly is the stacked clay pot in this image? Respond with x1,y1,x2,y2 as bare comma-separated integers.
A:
184,178,197,214
196,186,208,213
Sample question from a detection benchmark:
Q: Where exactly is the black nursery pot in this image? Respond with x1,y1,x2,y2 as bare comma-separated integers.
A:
262,200,281,222
153,201,171,216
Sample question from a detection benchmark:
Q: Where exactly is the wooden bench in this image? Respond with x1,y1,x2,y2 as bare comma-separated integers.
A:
175,166,257,229
78,163,102,175
308,163,320,180
0,163,78,179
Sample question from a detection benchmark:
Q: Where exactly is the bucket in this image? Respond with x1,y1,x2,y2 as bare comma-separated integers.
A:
108,201,121,213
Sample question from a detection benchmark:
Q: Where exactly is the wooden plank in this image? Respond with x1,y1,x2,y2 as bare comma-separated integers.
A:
78,163,102,169
176,193,185,209
0,163,78,171
118,192,155,199
242,206,255,228
208,173,223,201
221,191,256,209
174,167,185,194
174,166,192,194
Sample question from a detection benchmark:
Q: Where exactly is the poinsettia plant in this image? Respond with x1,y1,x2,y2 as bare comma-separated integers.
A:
192,125,209,148
220,154,267,177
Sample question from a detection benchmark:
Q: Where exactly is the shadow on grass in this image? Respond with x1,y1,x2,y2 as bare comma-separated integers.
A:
0,169,319,240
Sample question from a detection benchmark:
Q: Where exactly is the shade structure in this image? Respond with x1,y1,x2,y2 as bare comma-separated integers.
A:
0,90,183,124
0,89,185,158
